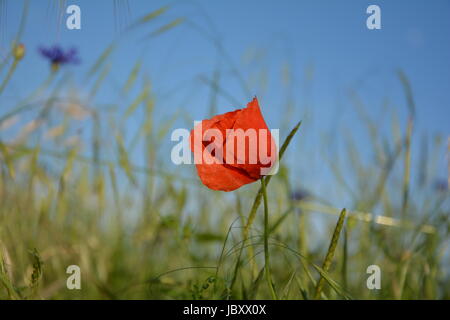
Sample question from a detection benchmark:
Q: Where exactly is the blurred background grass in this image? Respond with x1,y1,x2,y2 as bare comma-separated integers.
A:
0,0,449,299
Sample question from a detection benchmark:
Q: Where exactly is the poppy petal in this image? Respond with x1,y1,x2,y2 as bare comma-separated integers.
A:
190,97,277,191
195,162,257,191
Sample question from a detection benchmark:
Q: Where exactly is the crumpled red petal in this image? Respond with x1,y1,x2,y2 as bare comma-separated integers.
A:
190,97,277,191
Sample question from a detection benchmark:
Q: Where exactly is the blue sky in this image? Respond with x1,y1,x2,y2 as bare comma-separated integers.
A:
1,0,449,205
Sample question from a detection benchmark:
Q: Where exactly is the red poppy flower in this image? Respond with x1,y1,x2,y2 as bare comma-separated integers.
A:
190,97,277,191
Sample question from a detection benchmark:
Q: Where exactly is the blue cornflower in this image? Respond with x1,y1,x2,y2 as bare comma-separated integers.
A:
434,179,448,192
290,188,310,202
38,45,80,71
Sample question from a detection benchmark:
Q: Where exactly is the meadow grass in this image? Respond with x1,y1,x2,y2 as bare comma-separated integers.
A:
0,2,449,300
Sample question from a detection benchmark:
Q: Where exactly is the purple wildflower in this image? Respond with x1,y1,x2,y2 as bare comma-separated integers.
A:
38,45,80,68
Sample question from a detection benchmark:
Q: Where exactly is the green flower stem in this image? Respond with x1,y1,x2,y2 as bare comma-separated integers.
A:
261,177,278,300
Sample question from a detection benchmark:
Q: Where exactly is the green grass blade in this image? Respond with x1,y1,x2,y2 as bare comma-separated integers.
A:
124,85,150,119
86,43,115,79
128,5,169,30
123,59,142,93
314,208,347,299
146,18,185,38
116,134,137,186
